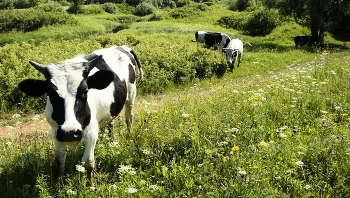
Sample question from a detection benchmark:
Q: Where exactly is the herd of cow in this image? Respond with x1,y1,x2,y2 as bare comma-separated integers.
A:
18,31,316,187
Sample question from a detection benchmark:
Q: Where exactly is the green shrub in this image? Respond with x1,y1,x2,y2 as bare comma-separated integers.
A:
244,9,280,36
66,0,85,14
35,1,66,13
167,5,201,19
134,2,157,16
117,3,136,14
228,0,252,11
176,0,190,7
0,0,33,9
0,9,77,33
80,4,104,14
102,3,118,14
148,13,164,21
217,12,251,31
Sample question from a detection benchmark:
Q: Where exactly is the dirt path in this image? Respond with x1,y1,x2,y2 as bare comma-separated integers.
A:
0,115,51,139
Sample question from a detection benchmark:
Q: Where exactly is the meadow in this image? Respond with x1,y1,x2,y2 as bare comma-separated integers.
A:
0,2,350,197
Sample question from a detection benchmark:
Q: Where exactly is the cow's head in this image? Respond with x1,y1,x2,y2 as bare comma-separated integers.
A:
223,48,238,66
18,55,114,142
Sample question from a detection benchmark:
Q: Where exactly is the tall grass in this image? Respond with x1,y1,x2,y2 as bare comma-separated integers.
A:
1,52,350,197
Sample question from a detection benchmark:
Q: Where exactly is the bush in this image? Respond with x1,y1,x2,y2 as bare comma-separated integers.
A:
66,0,85,14
134,2,157,16
244,9,280,36
228,0,252,11
35,2,66,13
217,12,251,31
102,3,118,14
176,0,190,7
148,13,164,21
0,0,31,9
0,9,77,33
167,5,201,19
80,4,104,14
117,3,136,14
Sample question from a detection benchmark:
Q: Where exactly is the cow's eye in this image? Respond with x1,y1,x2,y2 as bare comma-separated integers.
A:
83,90,88,97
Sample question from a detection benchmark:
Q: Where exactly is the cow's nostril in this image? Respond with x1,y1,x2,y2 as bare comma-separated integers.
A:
56,127,83,142
74,130,82,138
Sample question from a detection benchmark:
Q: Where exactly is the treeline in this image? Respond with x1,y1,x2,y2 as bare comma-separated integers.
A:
0,0,205,10
226,0,350,43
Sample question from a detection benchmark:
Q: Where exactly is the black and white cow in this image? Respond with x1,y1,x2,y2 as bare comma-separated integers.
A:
294,36,316,48
223,38,251,72
18,45,143,187
193,31,231,52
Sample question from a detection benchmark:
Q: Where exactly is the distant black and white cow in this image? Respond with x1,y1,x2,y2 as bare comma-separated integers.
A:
193,31,231,52
294,36,316,48
18,46,143,187
223,38,251,72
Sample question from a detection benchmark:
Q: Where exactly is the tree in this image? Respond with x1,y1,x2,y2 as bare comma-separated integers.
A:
67,0,86,14
278,0,350,45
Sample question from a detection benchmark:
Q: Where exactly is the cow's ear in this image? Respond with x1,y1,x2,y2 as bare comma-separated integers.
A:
18,79,48,97
87,70,114,90
87,55,103,72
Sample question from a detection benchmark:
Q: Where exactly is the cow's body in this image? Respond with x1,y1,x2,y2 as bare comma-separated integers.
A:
18,45,143,187
194,31,231,52
224,39,250,72
294,36,315,48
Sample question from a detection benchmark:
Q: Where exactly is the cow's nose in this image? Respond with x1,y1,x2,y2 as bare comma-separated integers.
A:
56,126,83,142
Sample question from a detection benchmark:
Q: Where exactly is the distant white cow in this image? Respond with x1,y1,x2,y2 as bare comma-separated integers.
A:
18,46,143,187
223,39,251,71
193,31,231,52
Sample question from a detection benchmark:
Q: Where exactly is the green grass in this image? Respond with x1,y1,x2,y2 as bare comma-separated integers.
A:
1,2,350,197
1,51,350,197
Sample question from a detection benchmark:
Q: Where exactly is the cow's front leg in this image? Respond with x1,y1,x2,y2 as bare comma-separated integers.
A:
231,59,236,71
54,140,67,175
82,127,98,187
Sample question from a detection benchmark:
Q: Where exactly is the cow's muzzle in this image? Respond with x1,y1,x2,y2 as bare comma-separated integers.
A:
56,126,83,142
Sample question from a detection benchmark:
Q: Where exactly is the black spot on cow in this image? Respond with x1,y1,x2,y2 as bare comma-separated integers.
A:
75,80,91,129
204,32,222,47
128,64,136,83
294,36,316,48
110,75,127,117
47,82,66,126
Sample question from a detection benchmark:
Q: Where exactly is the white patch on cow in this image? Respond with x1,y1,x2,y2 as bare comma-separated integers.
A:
196,31,207,43
87,46,135,123
224,39,244,71
46,59,86,132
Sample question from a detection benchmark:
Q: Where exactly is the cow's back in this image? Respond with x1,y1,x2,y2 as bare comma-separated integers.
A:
228,39,243,50
85,46,135,123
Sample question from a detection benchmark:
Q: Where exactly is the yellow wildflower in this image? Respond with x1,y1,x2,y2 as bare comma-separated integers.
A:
231,146,240,151
258,141,268,146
